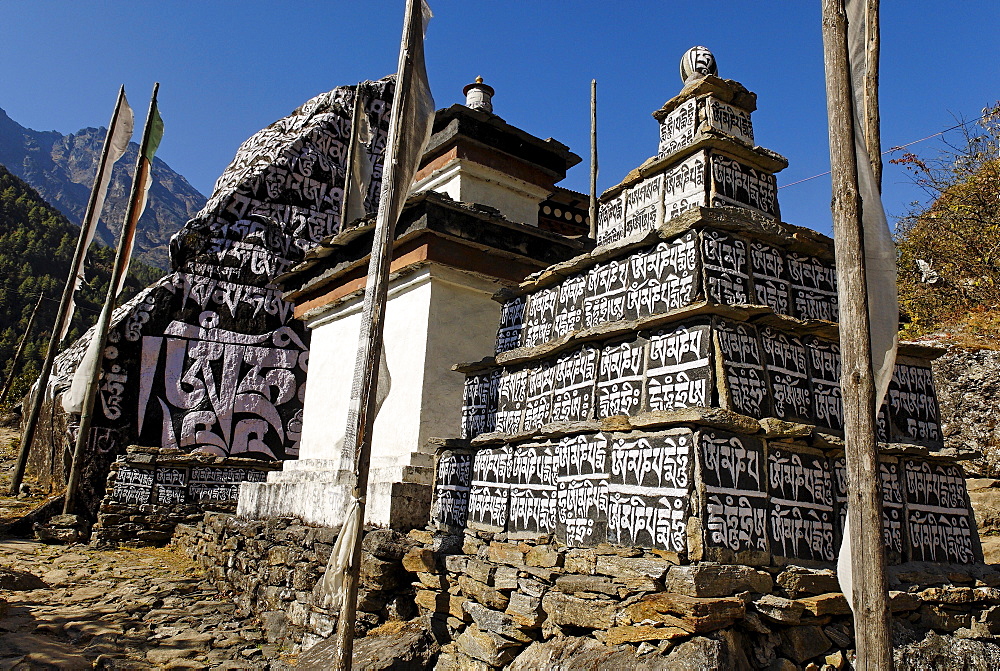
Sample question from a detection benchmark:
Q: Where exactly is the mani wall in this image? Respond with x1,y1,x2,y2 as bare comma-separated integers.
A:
29,78,395,513
440,67,978,571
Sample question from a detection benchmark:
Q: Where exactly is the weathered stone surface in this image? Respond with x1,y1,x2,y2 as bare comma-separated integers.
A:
796,593,850,617
666,564,772,597
563,548,597,574
920,586,974,604
361,529,412,561
920,604,972,632
415,572,448,590
776,566,840,597
779,625,832,663
759,417,813,438
894,631,1000,670
415,589,469,620
525,545,563,568
462,600,534,643
595,555,673,582
458,575,510,610
932,345,1000,476
601,625,688,646
662,636,732,671
626,592,744,633
506,592,545,628
298,619,439,670
464,558,495,584
754,594,805,624
488,542,526,566
555,574,621,596
542,591,618,629
493,566,519,591
402,548,437,573
508,635,688,671
455,624,523,667
889,590,922,612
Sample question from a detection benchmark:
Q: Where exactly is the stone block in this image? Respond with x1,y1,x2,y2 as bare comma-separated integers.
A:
493,566,519,591
795,593,850,617
464,558,495,585
487,542,526,566
455,624,523,667
778,625,832,664
525,545,563,568
415,589,469,621
362,528,411,561
444,554,468,574
554,574,621,596
601,625,689,646
775,566,840,597
506,592,545,628
402,548,437,574
563,549,597,575
754,594,805,624
462,600,534,643
666,564,772,597
889,590,921,612
542,591,618,630
416,572,449,590
594,555,673,582
459,575,510,610
625,592,744,633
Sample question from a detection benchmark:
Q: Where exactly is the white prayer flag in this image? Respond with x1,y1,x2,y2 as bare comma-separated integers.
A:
61,93,134,341
836,0,899,609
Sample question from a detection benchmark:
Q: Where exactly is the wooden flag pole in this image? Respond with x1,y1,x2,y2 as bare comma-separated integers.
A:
63,84,160,516
821,1,892,668
0,293,46,407
9,86,129,496
864,0,882,189
333,3,421,668
589,79,598,241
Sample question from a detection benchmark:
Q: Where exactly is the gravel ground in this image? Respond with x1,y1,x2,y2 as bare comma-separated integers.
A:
0,538,290,669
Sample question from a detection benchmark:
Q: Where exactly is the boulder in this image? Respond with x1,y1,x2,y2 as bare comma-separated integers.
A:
298,619,439,670
666,564,772,597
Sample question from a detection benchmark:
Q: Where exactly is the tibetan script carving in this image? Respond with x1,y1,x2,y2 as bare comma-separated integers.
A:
597,338,646,418
750,241,790,316
508,445,558,534
467,447,510,532
434,451,473,528
556,433,609,547
701,430,767,554
709,153,777,218
715,320,770,419
644,321,712,412
701,229,750,305
659,98,697,157
495,296,526,354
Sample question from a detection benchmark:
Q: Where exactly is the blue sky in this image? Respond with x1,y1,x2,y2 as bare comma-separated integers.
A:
1,1,998,237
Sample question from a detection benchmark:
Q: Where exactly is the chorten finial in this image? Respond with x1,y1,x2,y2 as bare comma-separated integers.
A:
680,46,718,83
463,76,495,114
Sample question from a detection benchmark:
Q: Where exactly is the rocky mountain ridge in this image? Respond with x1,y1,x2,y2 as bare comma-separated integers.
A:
0,106,206,270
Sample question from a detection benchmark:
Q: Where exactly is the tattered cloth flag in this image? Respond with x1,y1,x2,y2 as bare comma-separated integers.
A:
63,99,163,416
836,0,899,609
346,99,374,226
115,101,163,296
318,0,437,613
60,93,135,342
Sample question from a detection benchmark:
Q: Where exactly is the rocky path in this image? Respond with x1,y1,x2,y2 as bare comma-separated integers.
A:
0,539,286,670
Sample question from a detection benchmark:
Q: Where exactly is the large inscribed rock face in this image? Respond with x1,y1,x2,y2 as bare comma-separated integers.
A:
34,78,395,512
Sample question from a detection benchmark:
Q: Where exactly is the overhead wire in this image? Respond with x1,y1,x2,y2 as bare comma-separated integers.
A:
778,112,991,190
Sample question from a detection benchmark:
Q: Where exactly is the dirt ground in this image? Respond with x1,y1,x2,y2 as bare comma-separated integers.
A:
0,539,287,669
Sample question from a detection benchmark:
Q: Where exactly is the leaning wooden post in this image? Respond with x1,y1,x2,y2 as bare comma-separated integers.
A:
332,1,433,667
9,86,132,496
821,1,892,668
863,0,882,189
0,293,46,407
589,79,598,241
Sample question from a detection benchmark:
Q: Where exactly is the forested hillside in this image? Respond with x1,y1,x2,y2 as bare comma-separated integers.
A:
0,164,161,403
0,106,206,271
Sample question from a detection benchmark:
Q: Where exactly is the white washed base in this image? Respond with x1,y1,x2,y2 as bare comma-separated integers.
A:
236,459,433,530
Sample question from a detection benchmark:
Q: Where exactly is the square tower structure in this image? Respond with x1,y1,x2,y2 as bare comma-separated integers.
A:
437,68,980,569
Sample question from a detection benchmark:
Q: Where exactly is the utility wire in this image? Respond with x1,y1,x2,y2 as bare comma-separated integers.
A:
779,113,990,190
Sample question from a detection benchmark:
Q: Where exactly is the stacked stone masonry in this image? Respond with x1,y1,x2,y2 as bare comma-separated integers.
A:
94,446,281,546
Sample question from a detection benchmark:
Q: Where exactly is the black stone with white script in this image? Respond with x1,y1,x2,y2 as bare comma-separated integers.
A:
699,429,768,555
467,447,511,532
523,362,556,432
749,241,791,316
556,433,610,547
644,321,713,412
767,445,836,562
583,258,630,328
154,466,189,505
597,337,646,418
626,231,700,319
522,285,560,348
788,253,838,322
806,337,843,430
553,273,587,337
715,319,770,418
887,363,942,446
701,229,750,305
551,346,598,423
495,368,528,435
624,174,663,238
461,369,500,439
902,459,976,564
508,444,559,534
495,295,526,354
608,429,693,552
759,327,811,423
435,451,473,528
112,464,154,505
709,152,778,218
